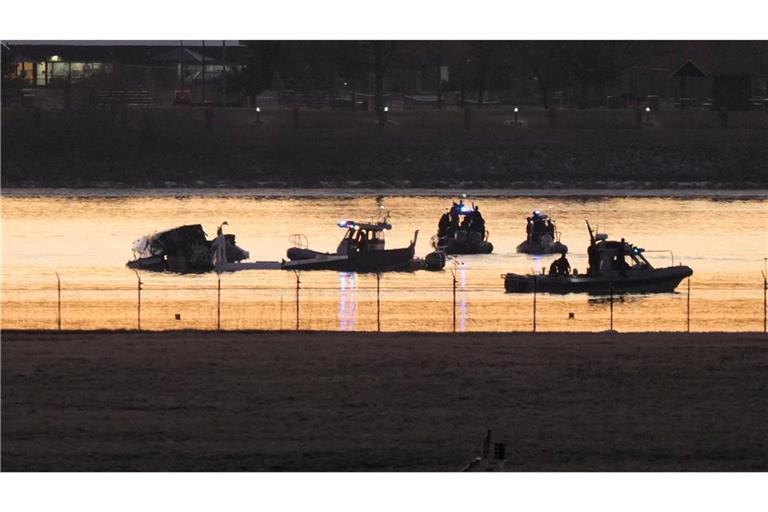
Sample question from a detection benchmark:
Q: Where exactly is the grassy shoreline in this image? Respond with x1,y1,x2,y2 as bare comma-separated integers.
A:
3,330,766,471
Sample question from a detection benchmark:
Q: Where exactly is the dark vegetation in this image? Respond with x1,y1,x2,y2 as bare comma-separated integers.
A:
2,106,767,189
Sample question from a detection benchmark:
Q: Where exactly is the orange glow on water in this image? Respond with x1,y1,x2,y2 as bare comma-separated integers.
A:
2,191,766,331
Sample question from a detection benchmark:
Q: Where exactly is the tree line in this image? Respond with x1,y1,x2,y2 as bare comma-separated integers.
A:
231,41,674,117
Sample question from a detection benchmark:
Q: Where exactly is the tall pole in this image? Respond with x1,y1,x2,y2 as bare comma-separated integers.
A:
295,271,301,331
280,295,284,331
201,40,206,103
179,40,184,89
217,274,221,331
221,40,227,106
55,272,61,330
133,270,142,331
376,273,381,333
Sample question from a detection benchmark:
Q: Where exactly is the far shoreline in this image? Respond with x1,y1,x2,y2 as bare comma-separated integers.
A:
2,186,767,199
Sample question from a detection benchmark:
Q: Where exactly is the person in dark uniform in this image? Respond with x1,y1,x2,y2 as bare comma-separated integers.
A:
587,243,599,276
615,238,629,270
549,251,571,276
472,206,485,234
438,211,450,238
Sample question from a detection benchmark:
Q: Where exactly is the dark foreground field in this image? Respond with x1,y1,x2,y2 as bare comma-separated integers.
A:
2,330,766,471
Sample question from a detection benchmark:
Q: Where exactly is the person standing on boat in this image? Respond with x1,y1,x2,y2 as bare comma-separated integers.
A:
549,251,571,276
615,238,630,270
587,243,600,276
472,206,485,234
438,211,450,238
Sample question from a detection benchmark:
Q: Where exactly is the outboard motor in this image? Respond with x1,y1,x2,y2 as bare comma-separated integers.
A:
424,251,446,271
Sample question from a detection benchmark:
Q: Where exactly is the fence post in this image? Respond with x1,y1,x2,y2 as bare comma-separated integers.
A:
451,269,457,333
532,275,537,333
55,272,61,330
217,274,221,331
609,285,614,331
687,278,691,333
376,272,381,333
294,270,301,331
762,271,767,334
133,269,142,331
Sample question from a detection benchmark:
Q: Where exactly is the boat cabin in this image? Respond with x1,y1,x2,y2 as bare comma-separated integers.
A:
336,219,390,255
590,238,653,275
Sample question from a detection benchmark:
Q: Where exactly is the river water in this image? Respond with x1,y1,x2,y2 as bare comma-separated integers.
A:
2,189,766,332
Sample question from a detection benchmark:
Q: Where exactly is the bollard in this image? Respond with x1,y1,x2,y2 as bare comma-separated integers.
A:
493,442,506,460
482,429,492,458
217,274,221,331
55,272,61,330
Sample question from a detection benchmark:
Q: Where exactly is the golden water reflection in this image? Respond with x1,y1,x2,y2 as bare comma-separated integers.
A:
2,192,766,332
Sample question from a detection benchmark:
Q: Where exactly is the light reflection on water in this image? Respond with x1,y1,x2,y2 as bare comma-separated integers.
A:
1,190,766,332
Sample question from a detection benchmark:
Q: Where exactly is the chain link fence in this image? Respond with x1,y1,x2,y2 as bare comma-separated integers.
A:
2,271,766,333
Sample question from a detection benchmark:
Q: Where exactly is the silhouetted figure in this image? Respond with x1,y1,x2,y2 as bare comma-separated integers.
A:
460,214,472,231
472,207,485,234
438,212,450,238
587,244,599,276
549,251,571,276
614,238,629,270
545,219,555,238
447,208,459,238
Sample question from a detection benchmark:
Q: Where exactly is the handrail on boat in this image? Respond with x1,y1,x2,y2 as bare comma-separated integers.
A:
643,249,675,266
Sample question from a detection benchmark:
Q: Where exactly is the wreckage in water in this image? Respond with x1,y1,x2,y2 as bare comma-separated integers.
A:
126,223,250,273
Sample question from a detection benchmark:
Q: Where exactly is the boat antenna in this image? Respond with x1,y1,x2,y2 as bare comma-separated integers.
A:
585,219,595,245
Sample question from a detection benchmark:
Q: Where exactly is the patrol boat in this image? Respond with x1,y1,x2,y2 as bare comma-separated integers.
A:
503,220,693,294
283,214,445,272
515,210,568,254
431,200,493,255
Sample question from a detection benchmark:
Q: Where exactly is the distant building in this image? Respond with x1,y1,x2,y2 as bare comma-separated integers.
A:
6,43,242,88
618,41,768,110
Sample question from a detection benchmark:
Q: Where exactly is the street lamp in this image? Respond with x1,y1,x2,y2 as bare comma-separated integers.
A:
645,106,651,124
256,106,261,123
514,106,519,124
